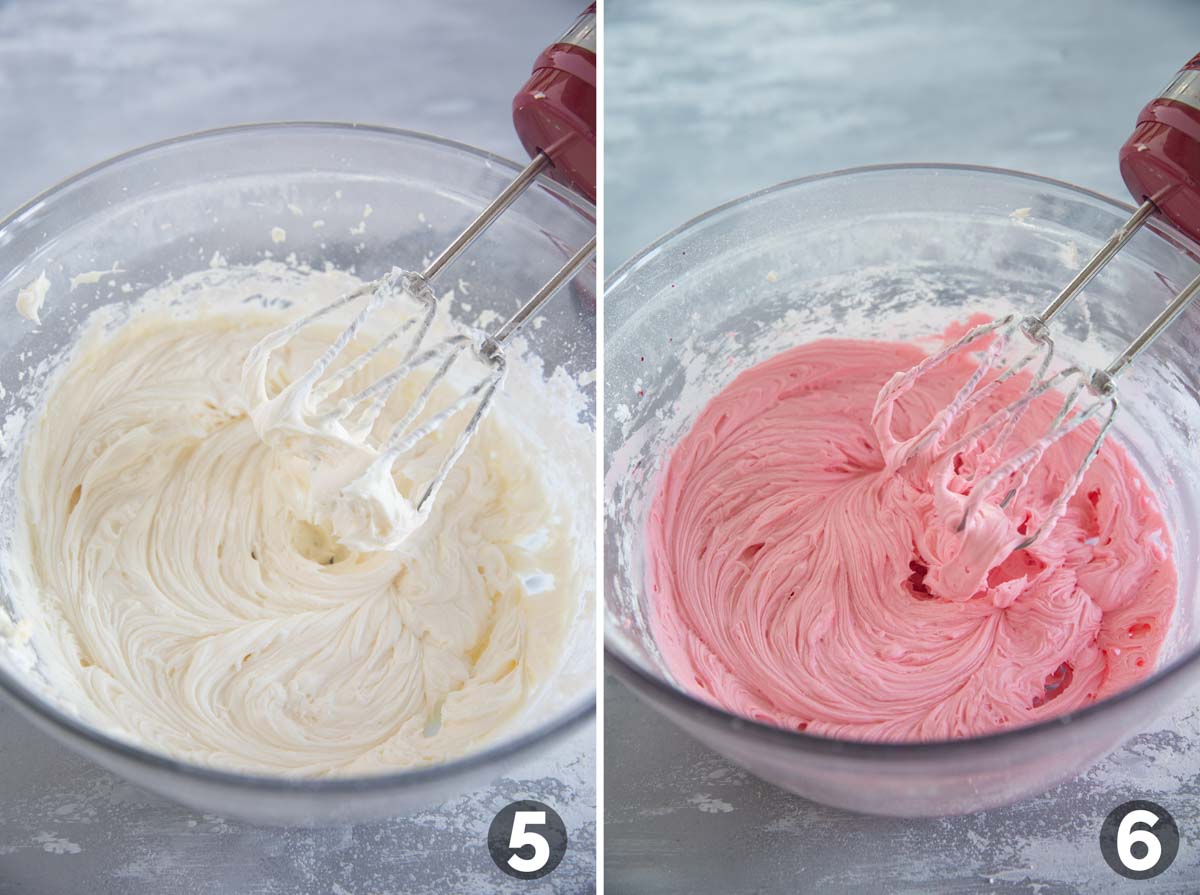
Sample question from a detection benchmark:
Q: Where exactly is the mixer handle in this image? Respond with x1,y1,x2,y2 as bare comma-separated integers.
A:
1045,51,1200,388
1118,51,1200,244
511,3,597,203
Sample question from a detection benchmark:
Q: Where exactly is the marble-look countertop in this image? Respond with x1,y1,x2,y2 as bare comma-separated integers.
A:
604,1,1200,892
0,1,595,893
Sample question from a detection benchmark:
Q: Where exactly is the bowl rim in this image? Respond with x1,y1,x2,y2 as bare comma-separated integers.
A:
0,121,595,792
1,119,595,226
604,160,1200,758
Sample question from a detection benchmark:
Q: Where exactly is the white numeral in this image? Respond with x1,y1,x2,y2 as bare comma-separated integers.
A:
1117,808,1162,872
508,810,550,873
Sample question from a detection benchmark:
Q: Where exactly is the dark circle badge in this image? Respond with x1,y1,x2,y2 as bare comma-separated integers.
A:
1099,800,1179,880
487,799,568,880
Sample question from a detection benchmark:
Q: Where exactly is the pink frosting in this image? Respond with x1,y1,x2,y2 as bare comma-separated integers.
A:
646,329,1176,741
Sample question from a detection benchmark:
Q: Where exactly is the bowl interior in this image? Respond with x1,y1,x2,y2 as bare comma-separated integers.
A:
605,165,1200,739
0,124,597,789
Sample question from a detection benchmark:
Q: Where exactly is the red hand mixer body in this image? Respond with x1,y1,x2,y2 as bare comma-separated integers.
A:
1052,51,1200,383
1119,52,1200,249
420,2,595,289
512,2,597,203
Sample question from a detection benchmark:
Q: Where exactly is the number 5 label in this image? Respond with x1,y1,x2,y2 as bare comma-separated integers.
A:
508,810,550,873
488,800,568,880
1100,799,1180,880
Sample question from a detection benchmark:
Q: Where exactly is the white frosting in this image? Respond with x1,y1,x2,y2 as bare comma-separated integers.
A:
69,266,125,290
320,455,427,552
16,272,49,324
238,276,442,550
5,264,591,776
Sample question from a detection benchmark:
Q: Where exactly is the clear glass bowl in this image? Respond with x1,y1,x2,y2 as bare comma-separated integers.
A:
0,123,596,825
605,164,1200,817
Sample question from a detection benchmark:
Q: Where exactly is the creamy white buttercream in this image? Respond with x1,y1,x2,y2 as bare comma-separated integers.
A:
5,263,592,776
16,272,49,324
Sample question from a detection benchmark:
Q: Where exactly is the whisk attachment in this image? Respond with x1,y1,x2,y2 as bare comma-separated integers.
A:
374,335,507,511
948,363,1119,550
236,5,598,549
243,270,438,441
886,195,1200,553
322,225,598,544
873,313,1054,470
242,157,596,549
875,313,1108,549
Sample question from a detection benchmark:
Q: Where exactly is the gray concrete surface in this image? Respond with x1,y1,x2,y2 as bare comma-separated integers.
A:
604,1,1200,892
0,1,595,893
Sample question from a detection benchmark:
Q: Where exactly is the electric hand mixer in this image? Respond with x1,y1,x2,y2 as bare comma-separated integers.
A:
244,4,596,541
875,51,1200,552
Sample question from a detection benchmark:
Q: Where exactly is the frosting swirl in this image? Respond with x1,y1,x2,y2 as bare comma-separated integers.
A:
647,335,1175,741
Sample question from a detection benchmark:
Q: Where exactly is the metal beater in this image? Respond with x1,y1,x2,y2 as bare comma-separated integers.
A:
876,51,1200,548
245,5,596,530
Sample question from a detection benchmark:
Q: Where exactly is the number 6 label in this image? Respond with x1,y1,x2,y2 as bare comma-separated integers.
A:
1100,799,1179,880
488,800,568,880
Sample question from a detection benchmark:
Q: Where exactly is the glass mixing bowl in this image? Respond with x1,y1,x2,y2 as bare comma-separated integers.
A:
0,123,596,825
605,164,1200,817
